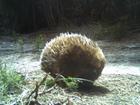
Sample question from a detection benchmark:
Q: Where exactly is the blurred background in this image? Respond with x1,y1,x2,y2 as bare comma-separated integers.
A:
0,0,140,39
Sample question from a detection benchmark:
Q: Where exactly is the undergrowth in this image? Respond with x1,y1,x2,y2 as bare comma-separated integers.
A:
0,61,25,102
44,75,80,90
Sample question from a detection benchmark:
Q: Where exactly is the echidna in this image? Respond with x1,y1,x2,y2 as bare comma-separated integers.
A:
40,33,106,82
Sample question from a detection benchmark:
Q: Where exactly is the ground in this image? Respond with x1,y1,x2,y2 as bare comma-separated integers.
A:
0,31,140,104
23,73,140,105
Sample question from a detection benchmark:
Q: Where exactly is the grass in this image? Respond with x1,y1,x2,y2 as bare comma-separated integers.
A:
44,75,81,90
12,33,46,53
0,61,25,103
63,77,79,90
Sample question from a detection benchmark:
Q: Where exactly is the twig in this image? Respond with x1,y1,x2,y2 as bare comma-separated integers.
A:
27,74,48,100
38,84,56,95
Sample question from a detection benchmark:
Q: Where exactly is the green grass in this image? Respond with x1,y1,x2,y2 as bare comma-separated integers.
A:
63,77,79,90
44,75,79,90
0,61,25,102
45,75,56,87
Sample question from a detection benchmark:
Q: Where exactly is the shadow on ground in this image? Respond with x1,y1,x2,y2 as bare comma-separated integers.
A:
66,82,110,96
78,85,110,96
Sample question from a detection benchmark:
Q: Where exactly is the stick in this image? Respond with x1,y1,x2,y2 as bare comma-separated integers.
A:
27,74,48,100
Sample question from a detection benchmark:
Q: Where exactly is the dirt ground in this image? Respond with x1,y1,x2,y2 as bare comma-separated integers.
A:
15,73,140,105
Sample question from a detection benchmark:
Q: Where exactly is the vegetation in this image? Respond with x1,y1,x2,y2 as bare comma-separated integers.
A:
44,75,80,90
63,77,79,90
0,61,25,102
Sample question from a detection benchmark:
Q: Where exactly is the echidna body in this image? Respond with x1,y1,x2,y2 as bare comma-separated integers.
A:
40,33,106,81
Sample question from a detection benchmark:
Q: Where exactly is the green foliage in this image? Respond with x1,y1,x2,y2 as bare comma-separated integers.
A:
45,75,55,87
45,75,79,90
63,77,79,90
0,62,25,98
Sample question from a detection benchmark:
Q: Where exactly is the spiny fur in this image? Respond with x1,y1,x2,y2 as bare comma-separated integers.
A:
40,33,106,81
